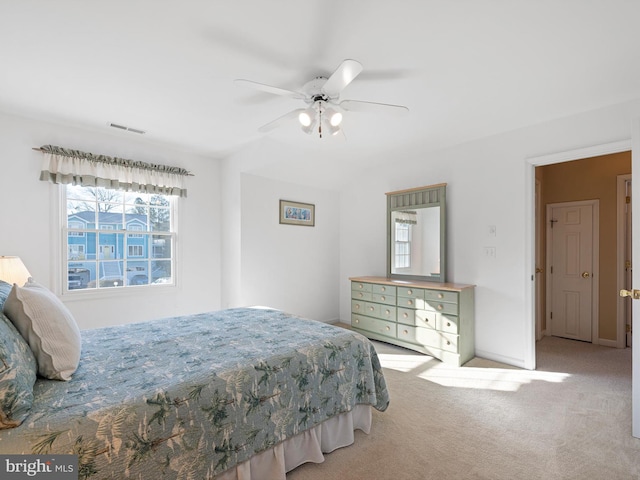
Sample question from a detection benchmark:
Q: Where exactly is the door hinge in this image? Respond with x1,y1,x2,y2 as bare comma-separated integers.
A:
627,324,632,333
550,312,553,319
550,219,558,228
550,265,553,274
626,195,631,204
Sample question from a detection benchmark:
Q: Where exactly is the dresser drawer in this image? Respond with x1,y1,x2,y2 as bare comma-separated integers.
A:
424,290,458,303
351,300,366,314
362,302,396,321
397,296,422,308
372,293,396,305
397,308,436,329
437,314,459,334
352,314,396,338
397,287,425,299
372,284,396,295
396,325,459,353
351,290,372,301
351,282,372,292
424,300,458,315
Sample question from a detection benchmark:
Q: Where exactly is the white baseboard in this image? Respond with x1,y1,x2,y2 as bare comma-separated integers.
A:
474,349,528,369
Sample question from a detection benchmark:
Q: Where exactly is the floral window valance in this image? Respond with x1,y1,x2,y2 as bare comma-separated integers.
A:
36,145,191,197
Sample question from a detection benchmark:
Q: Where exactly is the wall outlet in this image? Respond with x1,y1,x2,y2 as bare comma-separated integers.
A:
483,246,496,258
488,225,497,237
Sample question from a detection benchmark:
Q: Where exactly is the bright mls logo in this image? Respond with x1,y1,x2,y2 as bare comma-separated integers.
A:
1,455,77,479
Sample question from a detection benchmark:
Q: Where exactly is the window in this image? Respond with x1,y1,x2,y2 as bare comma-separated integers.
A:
127,223,144,238
68,221,85,237
394,222,411,269
64,185,175,291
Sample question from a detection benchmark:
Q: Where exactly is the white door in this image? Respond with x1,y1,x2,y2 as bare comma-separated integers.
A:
547,201,598,342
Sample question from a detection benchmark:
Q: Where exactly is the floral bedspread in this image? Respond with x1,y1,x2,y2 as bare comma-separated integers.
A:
0,308,389,479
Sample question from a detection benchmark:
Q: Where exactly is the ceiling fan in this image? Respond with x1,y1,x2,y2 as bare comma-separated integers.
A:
235,59,409,138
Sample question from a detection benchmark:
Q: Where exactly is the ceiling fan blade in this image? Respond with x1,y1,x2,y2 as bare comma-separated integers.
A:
258,108,306,133
339,99,409,115
235,79,306,100
321,59,364,98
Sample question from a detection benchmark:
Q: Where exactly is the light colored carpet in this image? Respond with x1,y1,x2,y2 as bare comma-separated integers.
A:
287,336,640,480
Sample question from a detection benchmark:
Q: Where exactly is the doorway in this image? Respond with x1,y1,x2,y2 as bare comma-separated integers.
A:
534,151,630,348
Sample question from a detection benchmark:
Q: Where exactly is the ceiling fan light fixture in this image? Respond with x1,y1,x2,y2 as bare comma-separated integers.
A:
324,107,342,127
328,123,341,136
298,111,313,127
300,119,317,134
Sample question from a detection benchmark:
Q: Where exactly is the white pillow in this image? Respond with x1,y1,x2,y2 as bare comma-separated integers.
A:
3,281,81,381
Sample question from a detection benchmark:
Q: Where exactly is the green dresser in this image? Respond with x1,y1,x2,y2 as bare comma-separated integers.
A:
350,276,475,366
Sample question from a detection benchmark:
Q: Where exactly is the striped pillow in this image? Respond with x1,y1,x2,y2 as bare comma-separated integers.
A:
3,281,81,381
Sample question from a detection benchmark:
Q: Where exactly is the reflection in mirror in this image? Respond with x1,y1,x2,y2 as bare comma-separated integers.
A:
387,183,446,282
391,207,440,277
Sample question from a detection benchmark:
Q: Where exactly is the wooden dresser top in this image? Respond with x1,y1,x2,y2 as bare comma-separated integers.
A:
349,276,475,292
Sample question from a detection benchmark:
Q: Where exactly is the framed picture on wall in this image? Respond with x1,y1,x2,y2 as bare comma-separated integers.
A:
279,199,315,226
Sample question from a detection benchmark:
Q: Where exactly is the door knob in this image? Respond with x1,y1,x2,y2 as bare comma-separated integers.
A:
582,272,591,278
620,289,640,299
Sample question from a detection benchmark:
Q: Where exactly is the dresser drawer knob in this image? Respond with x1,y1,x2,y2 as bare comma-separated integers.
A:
407,289,413,295
403,312,408,318
369,306,374,311
385,326,390,331
438,293,444,299
381,286,386,292
446,340,451,345
355,319,359,324
403,329,408,335
359,293,363,298
447,322,451,327
355,304,360,309
381,296,386,301
425,319,429,323
408,300,413,306
385,309,390,315
437,304,443,311
358,284,364,289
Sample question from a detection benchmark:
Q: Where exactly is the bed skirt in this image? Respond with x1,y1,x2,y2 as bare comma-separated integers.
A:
217,405,372,479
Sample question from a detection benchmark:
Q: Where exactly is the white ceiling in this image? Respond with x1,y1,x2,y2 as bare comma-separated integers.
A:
2,1,640,183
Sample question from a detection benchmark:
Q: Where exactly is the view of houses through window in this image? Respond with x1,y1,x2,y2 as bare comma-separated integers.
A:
65,185,174,290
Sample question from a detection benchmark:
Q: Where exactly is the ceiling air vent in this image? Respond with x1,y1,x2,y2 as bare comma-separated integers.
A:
109,123,146,135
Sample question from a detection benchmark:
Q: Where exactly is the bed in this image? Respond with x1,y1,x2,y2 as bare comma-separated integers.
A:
0,282,389,479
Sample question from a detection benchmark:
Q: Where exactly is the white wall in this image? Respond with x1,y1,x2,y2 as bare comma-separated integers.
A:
340,99,640,368
0,112,222,329
238,174,340,322
220,139,341,323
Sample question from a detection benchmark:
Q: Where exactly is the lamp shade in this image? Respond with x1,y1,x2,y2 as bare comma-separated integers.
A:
0,256,31,286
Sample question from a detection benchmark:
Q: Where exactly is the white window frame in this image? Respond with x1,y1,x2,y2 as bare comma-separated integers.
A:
54,185,178,296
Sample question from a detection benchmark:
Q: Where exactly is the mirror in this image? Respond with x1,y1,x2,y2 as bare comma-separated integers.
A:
387,183,446,282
